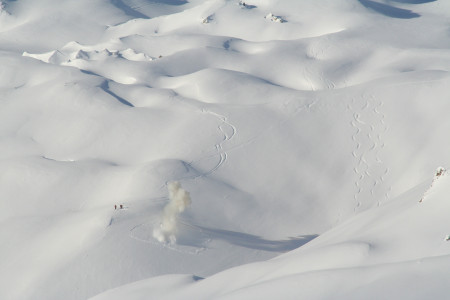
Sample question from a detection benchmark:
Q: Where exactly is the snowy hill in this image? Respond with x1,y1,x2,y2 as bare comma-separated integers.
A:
1,0,450,299
91,170,450,299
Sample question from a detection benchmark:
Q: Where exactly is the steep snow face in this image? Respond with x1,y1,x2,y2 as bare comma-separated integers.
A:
1,0,450,299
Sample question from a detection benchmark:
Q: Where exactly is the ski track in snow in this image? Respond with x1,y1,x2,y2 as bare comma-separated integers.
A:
109,197,207,255
172,108,237,183
23,41,239,181
22,31,242,249
4,1,450,299
126,109,237,249
197,109,236,178
127,97,317,250
129,221,209,255
348,93,390,211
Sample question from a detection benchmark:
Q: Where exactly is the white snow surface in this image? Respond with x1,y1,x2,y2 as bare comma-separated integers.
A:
1,0,450,299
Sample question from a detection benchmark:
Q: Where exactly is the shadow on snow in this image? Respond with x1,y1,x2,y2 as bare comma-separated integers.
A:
358,0,420,19
389,0,436,3
110,0,150,19
178,222,318,253
142,0,188,5
100,80,135,107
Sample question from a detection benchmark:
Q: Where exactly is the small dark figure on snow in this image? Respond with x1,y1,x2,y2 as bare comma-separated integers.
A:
120,204,123,209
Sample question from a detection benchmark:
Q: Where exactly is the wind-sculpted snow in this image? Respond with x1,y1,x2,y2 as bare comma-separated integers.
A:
2,0,450,299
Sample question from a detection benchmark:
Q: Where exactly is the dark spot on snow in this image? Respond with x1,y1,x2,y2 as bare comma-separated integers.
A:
192,275,204,281
223,39,232,50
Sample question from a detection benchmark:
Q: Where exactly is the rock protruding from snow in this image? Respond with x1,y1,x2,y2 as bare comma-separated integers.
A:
238,1,256,9
119,48,153,62
202,14,214,24
265,13,286,23
435,166,446,177
420,167,447,202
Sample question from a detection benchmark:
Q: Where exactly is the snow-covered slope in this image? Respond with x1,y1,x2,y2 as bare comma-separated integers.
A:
1,0,450,299
91,170,450,299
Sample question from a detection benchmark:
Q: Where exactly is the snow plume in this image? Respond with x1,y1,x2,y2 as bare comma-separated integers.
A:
153,181,192,244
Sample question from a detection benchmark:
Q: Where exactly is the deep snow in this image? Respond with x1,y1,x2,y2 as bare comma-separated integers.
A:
1,0,450,299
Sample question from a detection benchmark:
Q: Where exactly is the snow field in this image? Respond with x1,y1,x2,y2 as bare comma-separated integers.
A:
1,0,450,299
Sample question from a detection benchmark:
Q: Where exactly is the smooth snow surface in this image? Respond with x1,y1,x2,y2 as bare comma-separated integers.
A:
1,0,450,299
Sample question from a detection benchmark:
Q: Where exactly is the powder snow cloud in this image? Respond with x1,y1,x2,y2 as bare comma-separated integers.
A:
153,181,192,244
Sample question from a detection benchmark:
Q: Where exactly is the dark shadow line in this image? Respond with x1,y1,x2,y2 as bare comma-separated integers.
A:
100,80,135,107
240,3,257,9
359,0,420,19
388,0,436,4
192,275,204,281
110,0,150,19
79,70,134,107
147,0,188,5
180,222,318,252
